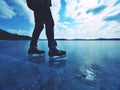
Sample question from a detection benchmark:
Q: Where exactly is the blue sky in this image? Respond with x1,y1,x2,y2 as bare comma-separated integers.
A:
0,0,120,39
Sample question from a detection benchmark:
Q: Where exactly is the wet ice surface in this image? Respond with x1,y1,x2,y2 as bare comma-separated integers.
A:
0,40,120,90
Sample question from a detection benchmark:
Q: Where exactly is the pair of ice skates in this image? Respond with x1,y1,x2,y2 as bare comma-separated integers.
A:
28,48,66,56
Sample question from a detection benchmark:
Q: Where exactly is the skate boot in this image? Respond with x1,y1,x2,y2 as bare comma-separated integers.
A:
49,49,66,56
28,47,45,55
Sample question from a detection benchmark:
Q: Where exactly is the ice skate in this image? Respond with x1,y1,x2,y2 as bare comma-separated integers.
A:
28,47,45,56
49,49,66,56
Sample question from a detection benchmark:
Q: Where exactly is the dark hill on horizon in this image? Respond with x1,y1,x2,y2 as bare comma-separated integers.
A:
0,29,31,40
0,29,120,40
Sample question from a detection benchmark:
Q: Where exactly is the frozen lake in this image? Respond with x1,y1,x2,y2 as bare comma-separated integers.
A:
0,40,120,90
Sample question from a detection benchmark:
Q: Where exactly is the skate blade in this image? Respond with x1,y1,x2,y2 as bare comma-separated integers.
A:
28,53,45,57
49,55,66,60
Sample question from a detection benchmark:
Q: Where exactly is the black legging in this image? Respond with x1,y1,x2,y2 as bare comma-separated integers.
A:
30,6,57,49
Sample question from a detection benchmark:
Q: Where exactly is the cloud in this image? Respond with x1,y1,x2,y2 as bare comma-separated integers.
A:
97,0,101,4
104,13,120,22
0,0,16,19
9,0,34,23
51,0,61,23
6,29,32,37
114,0,120,6
53,0,120,39
0,0,34,23
86,5,107,15
1,0,120,39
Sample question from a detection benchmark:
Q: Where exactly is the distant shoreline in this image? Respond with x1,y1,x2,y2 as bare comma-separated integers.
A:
0,39,120,41
39,39,120,41
0,29,120,41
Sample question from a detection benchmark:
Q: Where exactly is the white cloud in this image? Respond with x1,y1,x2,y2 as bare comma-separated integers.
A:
1,0,120,39
51,0,61,23
0,0,34,23
10,0,34,23
53,0,120,39
11,0,61,25
0,0,16,19
6,29,32,37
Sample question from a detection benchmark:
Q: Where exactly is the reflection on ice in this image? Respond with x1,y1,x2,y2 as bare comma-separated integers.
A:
49,55,67,68
84,69,96,81
28,54,45,64
76,66,96,82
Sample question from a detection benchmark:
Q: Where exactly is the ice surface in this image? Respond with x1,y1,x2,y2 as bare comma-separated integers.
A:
0,40,120,90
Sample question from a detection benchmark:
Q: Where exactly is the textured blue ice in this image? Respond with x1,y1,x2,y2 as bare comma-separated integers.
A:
0,40,120,90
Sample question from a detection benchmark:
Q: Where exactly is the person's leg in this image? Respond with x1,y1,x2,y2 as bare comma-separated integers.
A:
44,8,66,56
44,8,57,50
28,10,45,54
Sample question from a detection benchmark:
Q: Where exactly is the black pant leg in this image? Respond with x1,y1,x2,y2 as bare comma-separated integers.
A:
44,8,57,49
30,10,44,48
